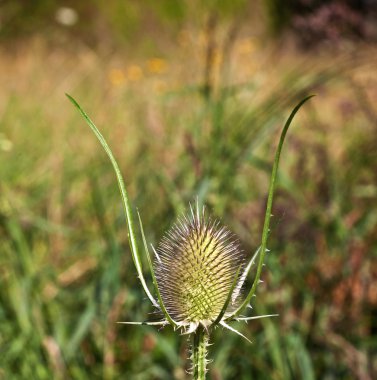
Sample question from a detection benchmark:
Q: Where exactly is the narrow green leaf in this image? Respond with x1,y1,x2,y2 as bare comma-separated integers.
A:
66,94,158,307
137,210,178,328
230,95,315,319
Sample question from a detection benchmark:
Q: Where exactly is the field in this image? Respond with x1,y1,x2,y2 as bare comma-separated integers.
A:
0,2,377,379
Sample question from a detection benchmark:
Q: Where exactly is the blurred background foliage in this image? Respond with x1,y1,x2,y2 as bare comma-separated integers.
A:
0,0,376,379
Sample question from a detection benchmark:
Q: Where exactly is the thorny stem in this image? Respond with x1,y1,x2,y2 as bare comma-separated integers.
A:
192,326,208,380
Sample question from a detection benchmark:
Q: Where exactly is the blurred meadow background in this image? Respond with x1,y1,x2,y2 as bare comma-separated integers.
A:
1,1,377,379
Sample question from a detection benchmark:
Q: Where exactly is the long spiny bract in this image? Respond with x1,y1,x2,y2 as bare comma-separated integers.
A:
66,94,159,308
228,95,315,320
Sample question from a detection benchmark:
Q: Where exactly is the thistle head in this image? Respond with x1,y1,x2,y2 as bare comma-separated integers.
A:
154,205,245,329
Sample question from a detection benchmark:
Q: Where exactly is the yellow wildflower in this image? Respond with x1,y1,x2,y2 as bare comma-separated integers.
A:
108,68,126,87
127,65,143,81
147,58,168,74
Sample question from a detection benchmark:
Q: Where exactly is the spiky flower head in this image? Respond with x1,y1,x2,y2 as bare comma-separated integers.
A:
154,206,245,329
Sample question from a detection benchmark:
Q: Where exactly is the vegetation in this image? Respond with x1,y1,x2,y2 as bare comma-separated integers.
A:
0,2,376,379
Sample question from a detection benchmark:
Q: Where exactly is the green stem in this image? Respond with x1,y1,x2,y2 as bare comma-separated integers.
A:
192,326,208,380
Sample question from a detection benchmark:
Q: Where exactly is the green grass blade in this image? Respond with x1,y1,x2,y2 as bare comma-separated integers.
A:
66,93,158,307
137,210,178,327
230,95,314,319
66,299,96,359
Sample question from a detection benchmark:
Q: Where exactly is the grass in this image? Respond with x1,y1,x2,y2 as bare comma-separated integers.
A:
0,23,376,379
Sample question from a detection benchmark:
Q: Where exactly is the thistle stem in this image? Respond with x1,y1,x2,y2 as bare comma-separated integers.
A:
192,326,208,380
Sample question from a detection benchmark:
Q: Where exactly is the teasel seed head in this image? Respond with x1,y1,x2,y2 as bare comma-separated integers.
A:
154,205,245,328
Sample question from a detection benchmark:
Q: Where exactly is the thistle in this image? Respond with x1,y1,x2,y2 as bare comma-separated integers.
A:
67,94,313,379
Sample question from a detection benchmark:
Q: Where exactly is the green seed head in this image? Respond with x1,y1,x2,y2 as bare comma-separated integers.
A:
155,206,244,326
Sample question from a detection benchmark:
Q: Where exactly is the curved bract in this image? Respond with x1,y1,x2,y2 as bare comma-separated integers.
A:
227,95,315,320
66,94,159,309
